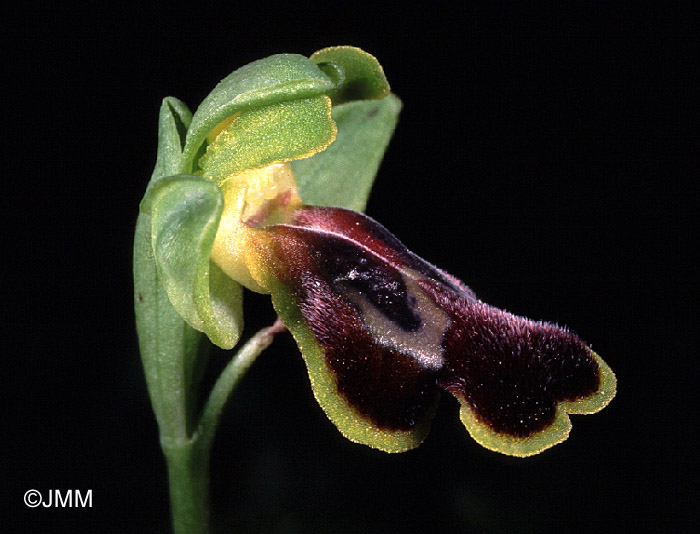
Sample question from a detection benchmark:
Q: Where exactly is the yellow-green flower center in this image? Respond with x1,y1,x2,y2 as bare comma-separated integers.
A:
210,163,302,293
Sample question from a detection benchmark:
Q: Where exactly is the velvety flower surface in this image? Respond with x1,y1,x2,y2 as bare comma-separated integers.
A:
224,202,616,456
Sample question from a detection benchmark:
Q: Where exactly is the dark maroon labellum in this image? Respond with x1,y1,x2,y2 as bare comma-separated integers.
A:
261,206,611,447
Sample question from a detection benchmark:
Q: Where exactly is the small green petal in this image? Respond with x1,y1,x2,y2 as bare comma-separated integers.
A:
199,96,336,185
311,46,391,104
146,174,243,349
291,94,401,211
182,54,336,172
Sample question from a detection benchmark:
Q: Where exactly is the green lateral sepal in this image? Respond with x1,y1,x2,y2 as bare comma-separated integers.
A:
143,174,243,349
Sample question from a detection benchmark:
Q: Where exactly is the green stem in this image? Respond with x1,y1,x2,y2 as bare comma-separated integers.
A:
195,318,286,448
163,319,286,534
163,438,211,534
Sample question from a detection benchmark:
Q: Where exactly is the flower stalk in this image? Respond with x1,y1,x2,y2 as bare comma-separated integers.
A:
162,319,286,534
194,319,286,449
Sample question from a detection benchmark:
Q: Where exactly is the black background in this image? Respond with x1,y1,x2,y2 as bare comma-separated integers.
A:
5,2,697,533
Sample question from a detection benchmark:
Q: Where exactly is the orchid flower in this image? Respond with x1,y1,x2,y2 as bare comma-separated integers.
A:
134,47,615,533
212,192,616,456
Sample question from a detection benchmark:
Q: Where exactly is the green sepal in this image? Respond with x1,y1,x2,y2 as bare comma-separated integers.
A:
291,93,401,211
311,46,391,104
144,174,243,350
182,54,337,173
199,96,336,184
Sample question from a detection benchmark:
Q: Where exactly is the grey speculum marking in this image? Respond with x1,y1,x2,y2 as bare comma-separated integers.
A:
323,241,423,331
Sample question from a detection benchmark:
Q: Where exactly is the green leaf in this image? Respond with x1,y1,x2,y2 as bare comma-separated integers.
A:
134,97,208,439
199,96,336,184
147,174,243,350
291,93,401,211
134,213,207,438
311,46,391,104
182,54,337,173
